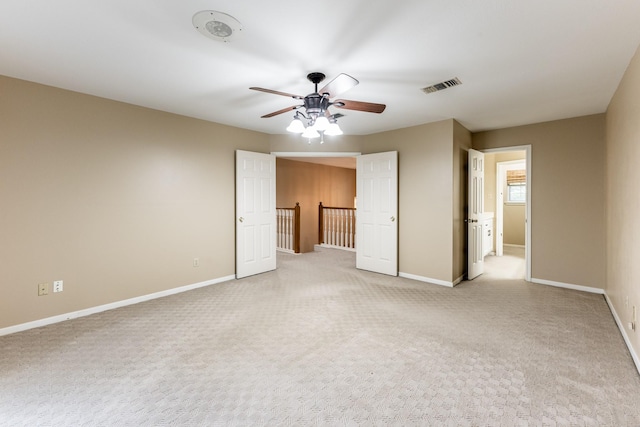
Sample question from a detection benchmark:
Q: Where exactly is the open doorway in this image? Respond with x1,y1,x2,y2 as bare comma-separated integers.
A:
273,152,359,254
481,146,531,281
271,151,399,277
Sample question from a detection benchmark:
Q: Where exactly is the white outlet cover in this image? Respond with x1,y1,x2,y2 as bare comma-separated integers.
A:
53,280,63,292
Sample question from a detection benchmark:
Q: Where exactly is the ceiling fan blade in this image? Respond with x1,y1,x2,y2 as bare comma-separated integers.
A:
334,99,386,114
250,87,304,100
261,105,301,118
318,73,359,98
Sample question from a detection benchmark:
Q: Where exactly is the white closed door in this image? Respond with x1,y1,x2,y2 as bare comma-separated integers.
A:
467,148,485,280
356,151,398,276
236,150,276,279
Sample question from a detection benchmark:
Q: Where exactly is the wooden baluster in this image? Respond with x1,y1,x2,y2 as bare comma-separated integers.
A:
339,210,344,247
282,210,287,249
280,210,284,250
288,210,293,250
335,210,340,247
336,209,340,246
277,209,282,249
331,209,336,246
327,209,332,245
350,210,355,248
343,210,348,248
331,209,338,246
325,208,332,245
286,210,293,250
283,210,288,250
324,209,331,245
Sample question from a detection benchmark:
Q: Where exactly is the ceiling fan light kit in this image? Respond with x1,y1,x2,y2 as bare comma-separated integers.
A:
324,122,343,136
250,72,386,142
285,114,306,133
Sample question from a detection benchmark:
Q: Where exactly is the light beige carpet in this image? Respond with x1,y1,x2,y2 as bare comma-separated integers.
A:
1,247,639,426
483,245,526,279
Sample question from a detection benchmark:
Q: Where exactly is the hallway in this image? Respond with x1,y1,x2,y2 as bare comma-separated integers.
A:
483,246,525,280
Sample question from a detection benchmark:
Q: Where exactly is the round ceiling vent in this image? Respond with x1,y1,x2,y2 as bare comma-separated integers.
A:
192,11,242,42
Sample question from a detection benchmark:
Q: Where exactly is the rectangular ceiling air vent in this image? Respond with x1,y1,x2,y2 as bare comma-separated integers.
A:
421,77,462,94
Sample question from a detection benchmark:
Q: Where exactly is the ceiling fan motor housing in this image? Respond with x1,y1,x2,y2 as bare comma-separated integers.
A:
304,93,329,117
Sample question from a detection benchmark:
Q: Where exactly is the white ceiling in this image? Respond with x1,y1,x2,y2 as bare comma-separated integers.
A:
2,1,640,136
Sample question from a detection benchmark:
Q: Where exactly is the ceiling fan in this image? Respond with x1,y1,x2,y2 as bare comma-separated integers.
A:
250,72,386,139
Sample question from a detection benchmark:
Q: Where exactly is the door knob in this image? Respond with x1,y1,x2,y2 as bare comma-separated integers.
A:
239,217,244,223
390,216,395,222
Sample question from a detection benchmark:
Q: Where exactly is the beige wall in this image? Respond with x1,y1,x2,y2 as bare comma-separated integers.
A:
473,114,606,288
3,71,617,333
483,152,527,247
1,75,463,330
606,45,640,358
503,205,526,246
0,76,268,328
276,159,356,253
362,121,456,283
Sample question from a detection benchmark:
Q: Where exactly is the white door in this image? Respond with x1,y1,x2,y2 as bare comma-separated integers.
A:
356,151,398,276
236,150,276,279
467,148,485,280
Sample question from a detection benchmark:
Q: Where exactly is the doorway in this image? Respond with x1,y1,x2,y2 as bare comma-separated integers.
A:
271,151,399,276
480,146,531,281
273,151,359,254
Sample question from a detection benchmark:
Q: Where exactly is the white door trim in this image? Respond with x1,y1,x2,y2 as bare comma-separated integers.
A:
481,145,532,281
271,151,361,158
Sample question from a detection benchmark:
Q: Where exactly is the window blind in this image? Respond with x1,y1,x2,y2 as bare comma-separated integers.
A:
507,169,526,185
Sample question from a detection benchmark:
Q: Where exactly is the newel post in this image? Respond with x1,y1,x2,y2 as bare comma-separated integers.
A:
318,202,324,244
294,202,301,253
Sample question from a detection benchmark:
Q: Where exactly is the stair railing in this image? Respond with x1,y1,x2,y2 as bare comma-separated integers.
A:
276,203,300,253
318,202,356,251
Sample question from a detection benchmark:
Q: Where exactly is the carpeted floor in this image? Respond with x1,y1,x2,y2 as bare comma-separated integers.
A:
1,247,639,426
483,245,526,280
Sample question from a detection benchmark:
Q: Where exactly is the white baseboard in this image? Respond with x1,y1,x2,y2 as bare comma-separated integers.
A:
531,277,605,294
504,244,525,248
399,272,454,288
276,248,297,254
318,244,356,252
604,293,640,375
530,277,639,375
0,275,235,337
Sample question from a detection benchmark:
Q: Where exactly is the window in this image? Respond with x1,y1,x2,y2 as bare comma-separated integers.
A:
506,169,526,203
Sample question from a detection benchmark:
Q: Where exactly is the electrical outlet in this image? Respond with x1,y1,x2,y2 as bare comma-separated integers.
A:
193,258,200,267
53,280,63,293
38,283,49,296
625,296,629,308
